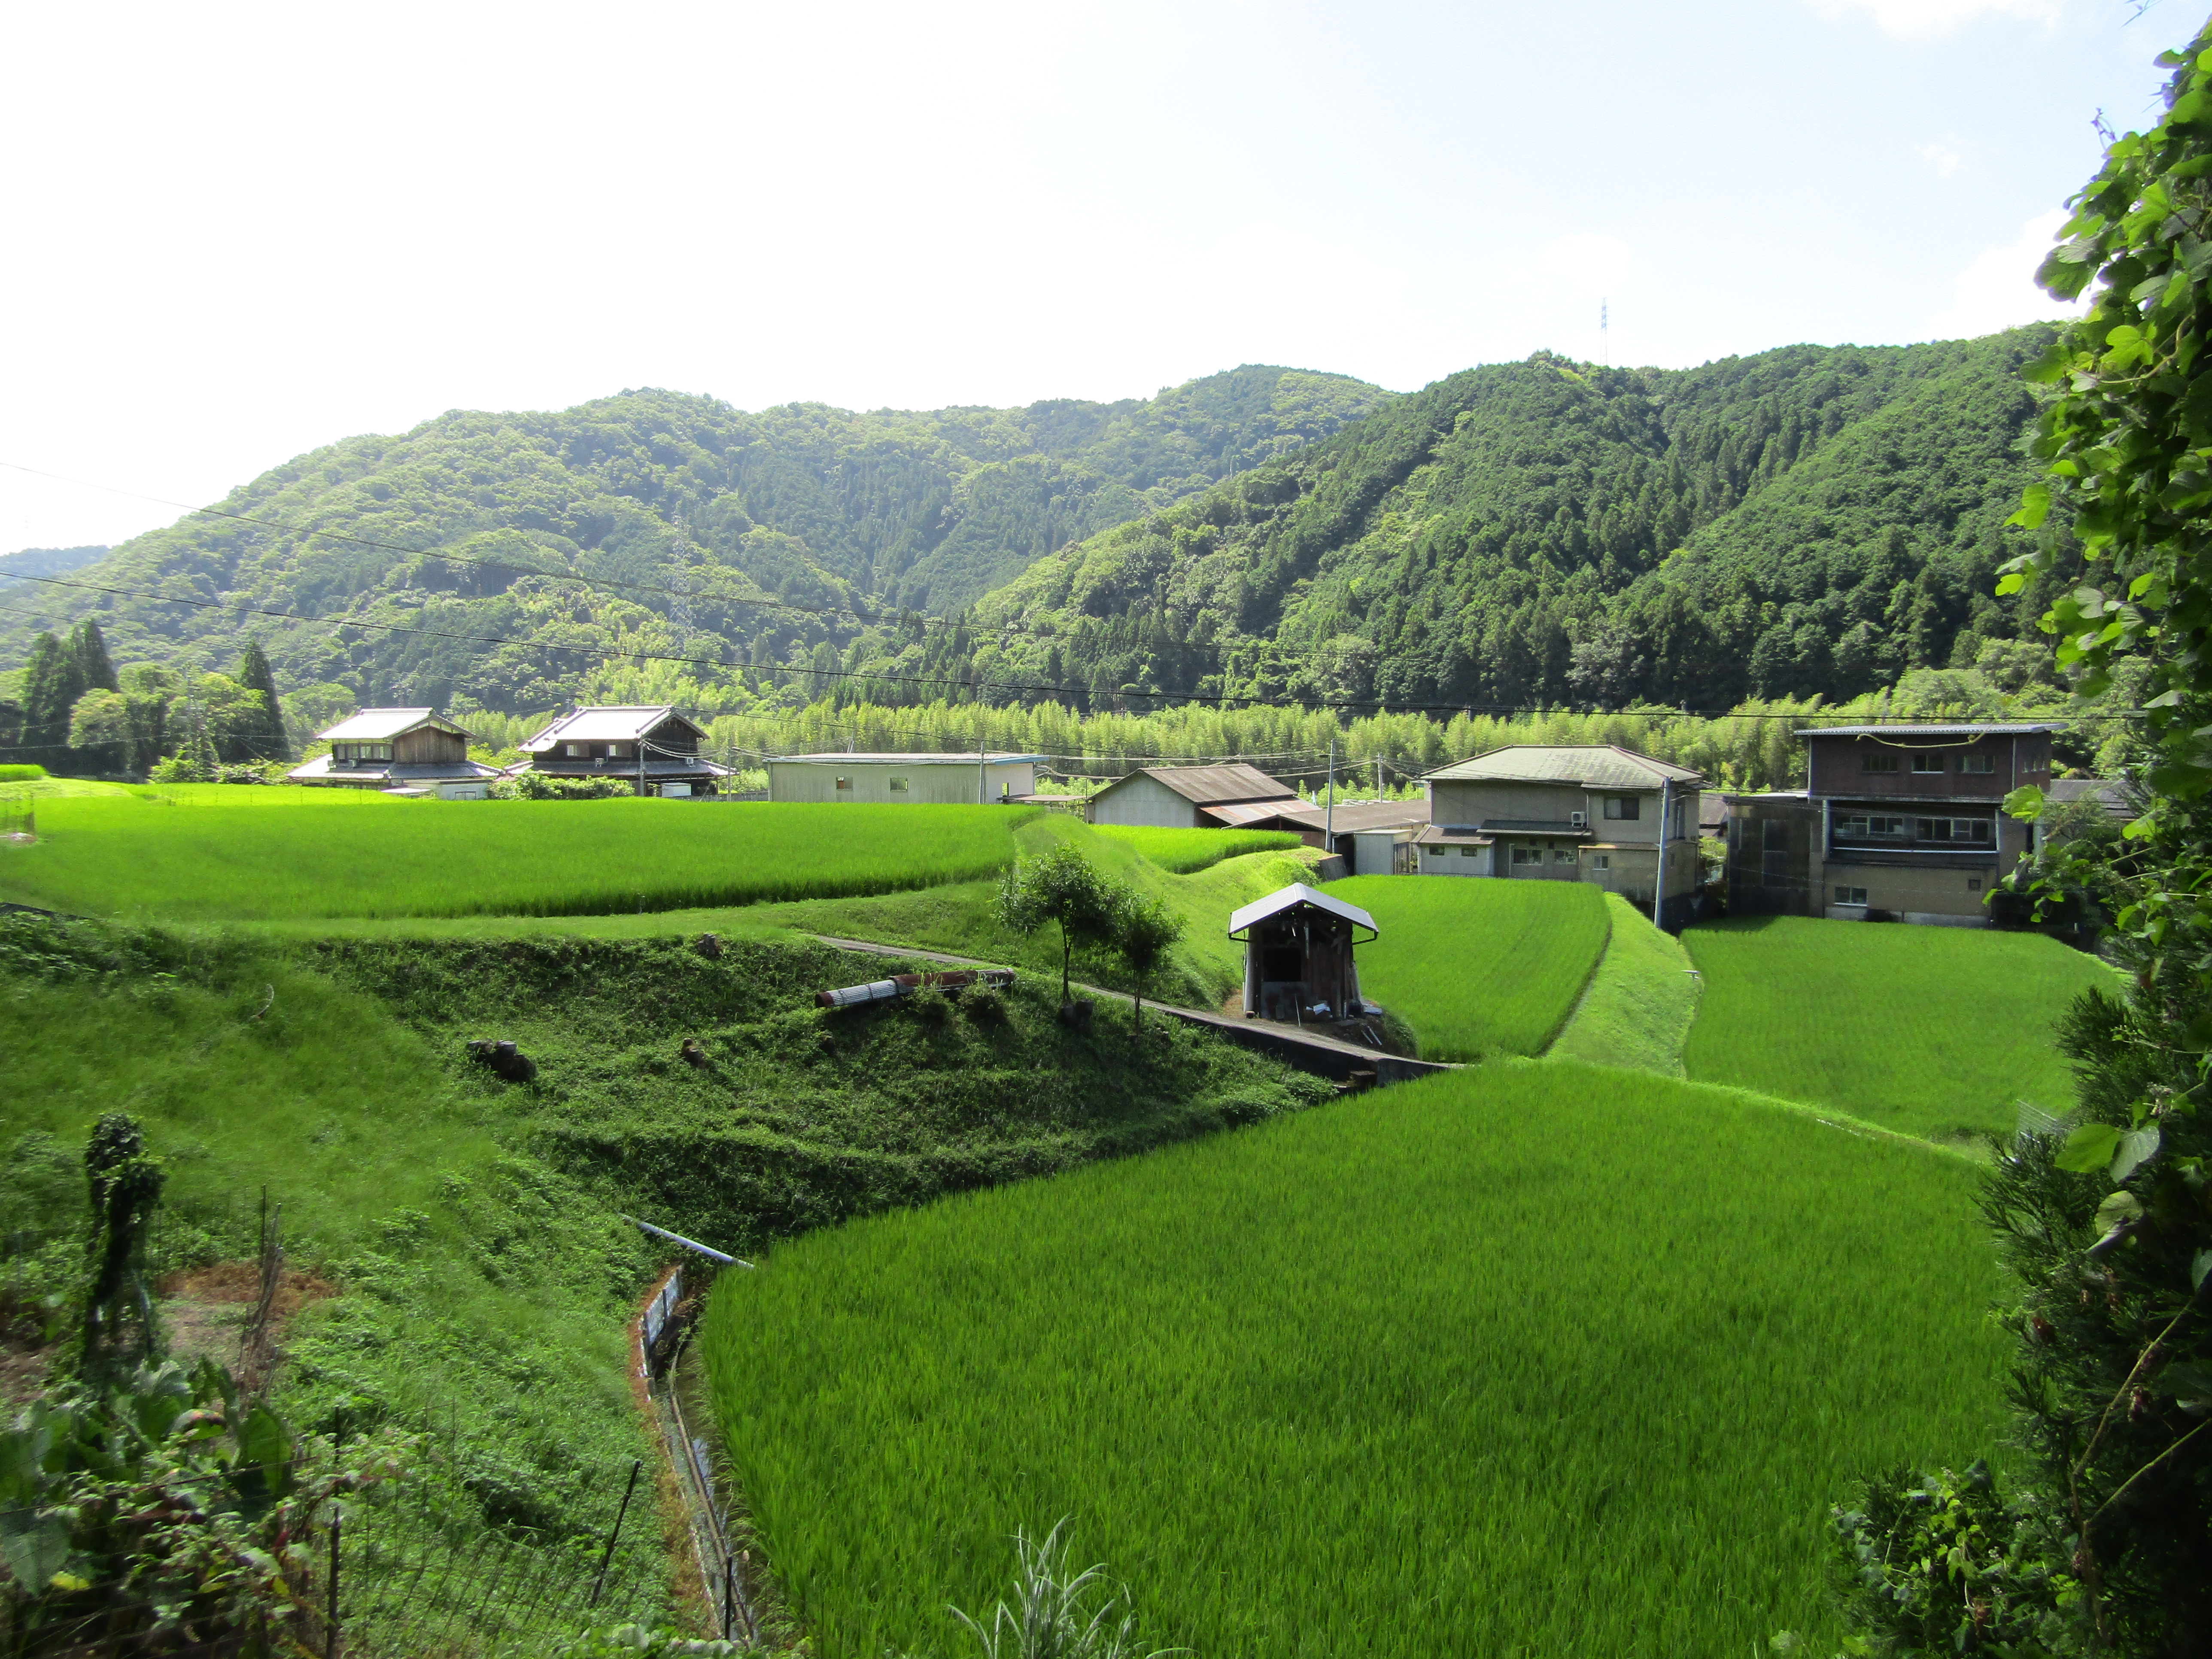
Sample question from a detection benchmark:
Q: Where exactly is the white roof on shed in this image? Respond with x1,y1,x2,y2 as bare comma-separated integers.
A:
1228,882,1378,939
316,708,469,741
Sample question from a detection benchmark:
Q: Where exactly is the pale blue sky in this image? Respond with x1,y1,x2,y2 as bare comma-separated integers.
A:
0,0,2185,551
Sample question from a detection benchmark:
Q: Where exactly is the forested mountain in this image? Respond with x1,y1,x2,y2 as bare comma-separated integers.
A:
0,545,109,580
0,368,1382,712
921,328,2078,713
0,334,2077,737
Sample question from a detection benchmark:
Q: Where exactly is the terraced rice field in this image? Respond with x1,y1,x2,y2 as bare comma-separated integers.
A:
702,1063,2007,1658
0,796,1037,920
1682,915,2121,1140
1323,874,1609,1058
1088,823,1306,872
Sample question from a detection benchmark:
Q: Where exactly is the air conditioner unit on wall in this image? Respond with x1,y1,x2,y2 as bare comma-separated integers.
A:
1570,811,1587,828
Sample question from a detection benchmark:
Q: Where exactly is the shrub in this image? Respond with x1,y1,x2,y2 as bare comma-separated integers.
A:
0,763,46,781
491,772,635,801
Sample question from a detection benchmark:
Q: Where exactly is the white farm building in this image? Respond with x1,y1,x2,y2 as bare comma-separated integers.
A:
767,752,1045,804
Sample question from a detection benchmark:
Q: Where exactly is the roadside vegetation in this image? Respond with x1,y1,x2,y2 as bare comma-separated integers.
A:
1322,874,1608,1059
2,798,1038,921
1680,916,2119,1141
702,1062,2007,1659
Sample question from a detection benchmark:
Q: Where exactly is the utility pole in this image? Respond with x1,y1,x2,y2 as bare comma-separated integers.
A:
1325,736,1335,848
1600,299,1609,367
1653,776,1671,930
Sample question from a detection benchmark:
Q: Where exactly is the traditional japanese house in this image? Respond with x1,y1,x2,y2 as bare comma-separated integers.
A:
511,706,732,796
287,709,501,797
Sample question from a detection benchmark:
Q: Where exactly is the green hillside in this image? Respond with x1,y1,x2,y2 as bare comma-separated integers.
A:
891,330,2078,714
0,367,1382,712
702,1063,2007,1659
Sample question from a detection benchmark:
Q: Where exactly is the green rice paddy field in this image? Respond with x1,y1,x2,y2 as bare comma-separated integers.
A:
1682,916,2121,1141
0,796,1038,919
1323,874,1609,1058
1088,823,1306,872
703,1063,2008,1658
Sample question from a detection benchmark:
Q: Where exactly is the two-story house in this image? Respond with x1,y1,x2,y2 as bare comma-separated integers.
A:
1414,745,1706,925
1724,722,2055,925
511,706,732,796
287,708,502,797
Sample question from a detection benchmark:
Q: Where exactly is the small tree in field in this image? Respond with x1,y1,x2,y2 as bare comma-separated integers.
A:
1110,888,1183,1039
996,842,1117,1008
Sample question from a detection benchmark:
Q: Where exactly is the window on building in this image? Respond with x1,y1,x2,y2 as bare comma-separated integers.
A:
1835,886,1869,905
1911,753,1946,774
1958,754,1995,774
1835,814,1906,838
1458,844,1478,857
1592,854,1610,870
888,776,909,792
1554,849,1576,864
1916,817,1992,842
1603,795,1640,820
835,776,852,791
564,743,581,757
1510,846,1537,865
1861,754,1899,772
1968,878,1982,891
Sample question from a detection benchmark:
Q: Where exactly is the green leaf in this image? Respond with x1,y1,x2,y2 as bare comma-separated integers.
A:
2192,1249,2212,1291
2009,484,2052,529
2096,1189,2144,1231
2110,1125,2162,1182
2003,784,2048,821
2057,1122,2123,1172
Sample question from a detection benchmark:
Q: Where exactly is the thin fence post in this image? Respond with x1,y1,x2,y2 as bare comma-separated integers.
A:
589,1459,642,1609
328,1410,344,1659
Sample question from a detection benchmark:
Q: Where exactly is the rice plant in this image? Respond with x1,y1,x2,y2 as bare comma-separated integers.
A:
1322,874,1609,1057
701,1063,2008,1658
1086,826,1304,873
1681,915,2122,1140
0,799,1036,920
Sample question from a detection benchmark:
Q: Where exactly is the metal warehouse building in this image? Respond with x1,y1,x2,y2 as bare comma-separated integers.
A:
767,752,1046,804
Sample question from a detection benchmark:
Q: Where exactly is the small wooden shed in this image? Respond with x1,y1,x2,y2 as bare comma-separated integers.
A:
1228,883,1378,1022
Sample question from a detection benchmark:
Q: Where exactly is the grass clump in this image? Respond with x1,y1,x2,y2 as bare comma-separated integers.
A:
1,799,1038,920
1550,894,1701,1075
1680,915,2123,1140
1088,824,1305,872
1320,875,1609,1059
0,763,46,781
701,1061,2007,1659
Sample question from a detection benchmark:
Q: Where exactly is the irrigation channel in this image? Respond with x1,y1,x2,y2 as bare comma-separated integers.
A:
630,1220,766,1645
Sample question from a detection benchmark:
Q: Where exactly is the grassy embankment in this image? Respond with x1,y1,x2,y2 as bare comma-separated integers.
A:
702,1062,2006,1659
1683,915,2121,1141
1,796,1037,919
0,907,1327,1642
1550,893,1702,1075
1321,875,1610,1059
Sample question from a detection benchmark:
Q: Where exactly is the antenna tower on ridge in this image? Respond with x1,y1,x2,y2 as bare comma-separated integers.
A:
1600,299,1608,366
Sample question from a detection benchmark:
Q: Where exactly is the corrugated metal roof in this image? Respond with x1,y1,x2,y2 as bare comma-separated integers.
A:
1201,800,1319,828
1228,882,1378,938
1422,745,1704,789
774,752,1047,765
316,708,470,741
507,758,733,778
1796,723,2060,738
1411,825,1492,845
524,706,708,748
1100,763,1296,806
